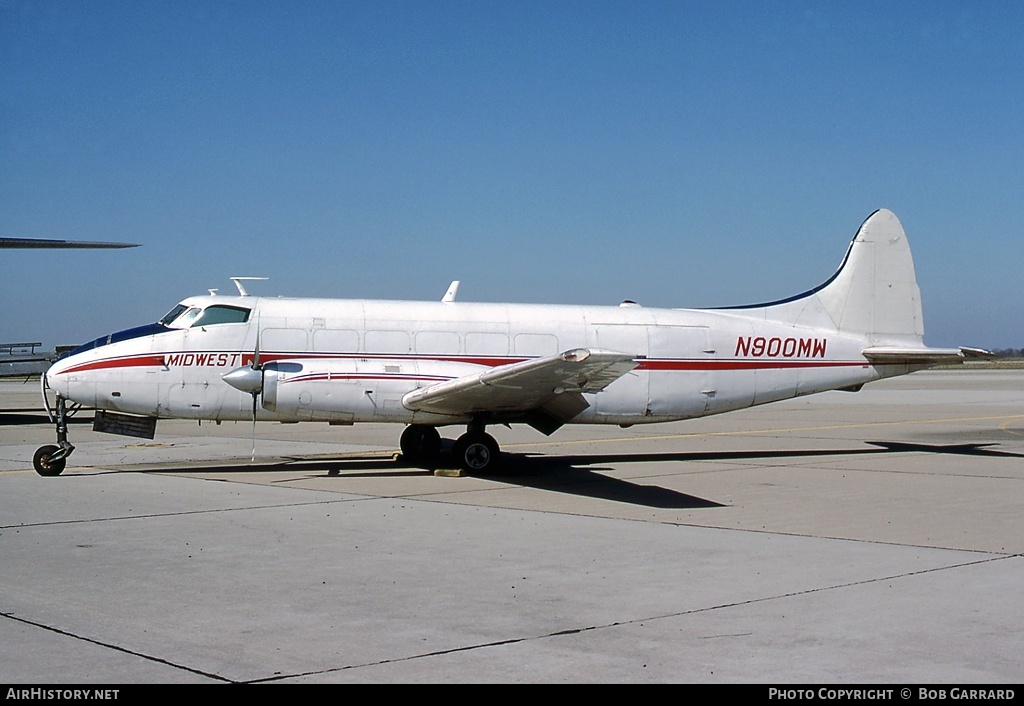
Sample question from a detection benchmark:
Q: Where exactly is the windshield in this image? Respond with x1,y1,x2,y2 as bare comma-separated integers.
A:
64,302,251,358
192,305,251,327
158,304,189,326
160,306,202,329
159,303,251,329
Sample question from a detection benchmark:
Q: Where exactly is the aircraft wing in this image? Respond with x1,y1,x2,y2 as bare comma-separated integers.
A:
402,348,639,428
0,237,139,249
862,346,997,365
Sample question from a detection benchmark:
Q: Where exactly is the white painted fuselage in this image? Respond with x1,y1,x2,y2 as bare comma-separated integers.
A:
46,295,896,427
43,210,973,475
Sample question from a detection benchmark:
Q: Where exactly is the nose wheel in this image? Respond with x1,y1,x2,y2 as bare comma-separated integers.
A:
34,384,75,476
33,445,68,476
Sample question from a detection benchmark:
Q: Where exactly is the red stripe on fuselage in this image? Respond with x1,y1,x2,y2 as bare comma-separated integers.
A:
58,355,167,375
54,350,870,377
638,359,867,371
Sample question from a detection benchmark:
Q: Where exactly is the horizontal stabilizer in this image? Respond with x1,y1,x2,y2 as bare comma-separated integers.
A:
402,348,639,417
862,346,997,366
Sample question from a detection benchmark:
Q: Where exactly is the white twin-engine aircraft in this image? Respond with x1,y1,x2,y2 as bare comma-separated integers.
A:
34,210,987,476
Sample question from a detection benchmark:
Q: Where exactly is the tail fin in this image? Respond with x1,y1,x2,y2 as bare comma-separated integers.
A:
814,209,924,346
731,209,925,347
729,210,994,364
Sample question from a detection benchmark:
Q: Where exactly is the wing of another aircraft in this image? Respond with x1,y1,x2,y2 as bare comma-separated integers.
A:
0,237,139,249
402,348,639,428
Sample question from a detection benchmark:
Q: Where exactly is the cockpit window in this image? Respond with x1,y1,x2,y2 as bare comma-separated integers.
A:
158,305,202,329
175,307,202,328
158,304,189,326
191,305,251,327
157,303,251,329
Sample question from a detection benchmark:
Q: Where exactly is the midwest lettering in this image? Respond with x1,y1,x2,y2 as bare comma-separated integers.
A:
164,352,243,367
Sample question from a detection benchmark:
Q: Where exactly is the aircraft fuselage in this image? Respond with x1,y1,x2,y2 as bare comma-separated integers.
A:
47,295,899,428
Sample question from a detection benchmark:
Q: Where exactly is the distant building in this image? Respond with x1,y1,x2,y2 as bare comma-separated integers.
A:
0,342,56,377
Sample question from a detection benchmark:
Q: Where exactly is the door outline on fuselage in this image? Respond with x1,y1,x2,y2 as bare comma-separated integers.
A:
589,323,649,419
646,324,713,419
589,323,712,420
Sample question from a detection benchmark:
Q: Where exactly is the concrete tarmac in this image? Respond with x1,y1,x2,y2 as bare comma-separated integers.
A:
1,369,1022,683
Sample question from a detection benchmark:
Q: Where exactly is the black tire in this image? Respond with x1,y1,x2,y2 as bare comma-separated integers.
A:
452,432,501,474
399,425,441,464
33,445,66,477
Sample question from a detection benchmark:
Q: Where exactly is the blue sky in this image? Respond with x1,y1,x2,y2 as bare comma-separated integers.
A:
2,0,1022,349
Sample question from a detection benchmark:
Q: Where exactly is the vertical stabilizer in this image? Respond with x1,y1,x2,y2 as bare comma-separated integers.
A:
735,210,926,347
815,209,924,346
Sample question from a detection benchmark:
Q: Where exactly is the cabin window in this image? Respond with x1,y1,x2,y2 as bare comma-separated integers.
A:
466,332,509,356
415,331,460,355
313,329,360,353
191,305,251,327
514,333,558,357
365,330,411,354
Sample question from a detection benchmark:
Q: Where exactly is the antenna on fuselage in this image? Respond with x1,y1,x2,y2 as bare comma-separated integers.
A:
442,280,460,303
230,277,268,297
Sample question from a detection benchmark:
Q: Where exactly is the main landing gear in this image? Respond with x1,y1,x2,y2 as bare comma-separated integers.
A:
34,391,76,477
400,421,502,474
452,428,500,474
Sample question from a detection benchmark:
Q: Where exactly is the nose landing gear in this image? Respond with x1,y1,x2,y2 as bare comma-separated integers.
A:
34,381,75,476
33,443,68,476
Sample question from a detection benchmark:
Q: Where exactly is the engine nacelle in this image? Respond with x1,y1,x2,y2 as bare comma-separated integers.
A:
261,358,481,424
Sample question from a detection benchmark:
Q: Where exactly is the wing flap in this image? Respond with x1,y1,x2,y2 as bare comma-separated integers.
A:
402,348,639,417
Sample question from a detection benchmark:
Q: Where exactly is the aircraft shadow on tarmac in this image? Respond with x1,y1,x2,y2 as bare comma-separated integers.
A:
135,441,1022,511
486,442,1023,508
864,441,1024,458
142,453,724,509
0,412,93,425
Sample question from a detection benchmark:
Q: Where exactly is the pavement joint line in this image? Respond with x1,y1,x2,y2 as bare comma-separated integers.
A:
0,497,369,530
245,553,1020,683
0,611,229,683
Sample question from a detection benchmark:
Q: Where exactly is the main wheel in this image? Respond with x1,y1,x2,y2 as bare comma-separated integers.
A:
399,425,441,465
452,432,501,474
33,445,66,477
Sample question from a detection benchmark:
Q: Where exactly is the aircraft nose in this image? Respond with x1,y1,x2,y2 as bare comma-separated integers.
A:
44,362,68,397
45,349,88,395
